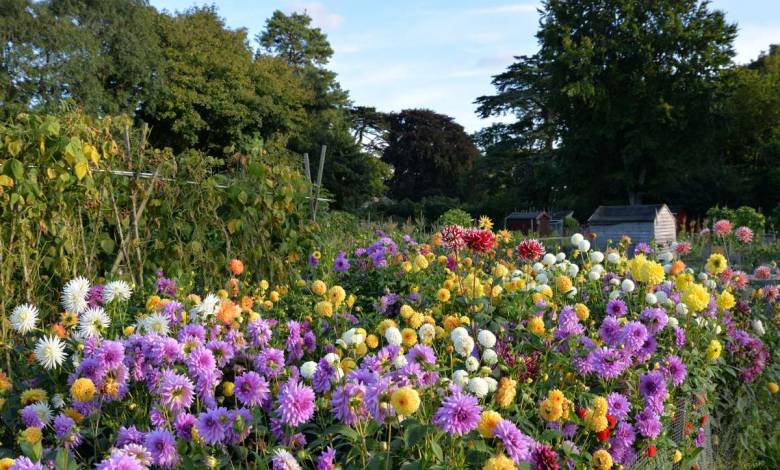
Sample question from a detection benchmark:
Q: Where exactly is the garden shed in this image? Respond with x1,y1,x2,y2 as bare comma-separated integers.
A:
587,204,676,248
550,210,574,236
505,210,551,235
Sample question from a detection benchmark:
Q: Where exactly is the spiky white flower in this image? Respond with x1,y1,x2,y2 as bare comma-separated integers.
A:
35,335,67,370
140,313,170,336
78,306,110,338
61,276,90,313
191,293,220,319
51,394,65,409
272,449,301,470
10,303,39,334
30,401,53,426
103,280,132,302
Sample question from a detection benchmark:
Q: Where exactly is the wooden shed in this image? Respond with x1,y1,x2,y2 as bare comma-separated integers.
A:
550,210,574,236
505,211,551,235
587,204,676,248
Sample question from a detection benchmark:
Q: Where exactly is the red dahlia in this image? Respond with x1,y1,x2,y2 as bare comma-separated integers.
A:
516,239,546,261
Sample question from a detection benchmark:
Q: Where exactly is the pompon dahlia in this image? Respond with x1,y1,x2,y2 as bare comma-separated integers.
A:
439,225,466,251
277,380,315,427
432,388,482,436
463,228,496,253
516,239,545,261
713,219,732,236
62,276,91,313
735,226,753,243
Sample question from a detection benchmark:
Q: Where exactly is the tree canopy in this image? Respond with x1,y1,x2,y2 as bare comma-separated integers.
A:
382,109,480,201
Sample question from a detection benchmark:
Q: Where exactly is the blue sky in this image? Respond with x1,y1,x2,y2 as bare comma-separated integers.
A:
151,0,780,132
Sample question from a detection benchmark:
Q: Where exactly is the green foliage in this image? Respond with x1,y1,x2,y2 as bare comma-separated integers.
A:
705,205,765,232
382,109,480,201
436,208,472,228
477,0,738,215
258,10,334,67
0,110,315,310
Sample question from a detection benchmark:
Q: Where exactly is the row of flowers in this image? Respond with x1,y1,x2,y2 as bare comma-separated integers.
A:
0,220,778,469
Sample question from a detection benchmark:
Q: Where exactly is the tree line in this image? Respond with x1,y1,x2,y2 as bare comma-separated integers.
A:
3,0,780,226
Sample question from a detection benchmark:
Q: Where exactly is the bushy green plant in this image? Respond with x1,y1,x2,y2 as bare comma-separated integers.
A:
0,109,315,309
436,208,472,227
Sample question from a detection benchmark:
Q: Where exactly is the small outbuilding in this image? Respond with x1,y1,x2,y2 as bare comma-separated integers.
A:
587,204,676,248
550,210,575,236
505,210,551,235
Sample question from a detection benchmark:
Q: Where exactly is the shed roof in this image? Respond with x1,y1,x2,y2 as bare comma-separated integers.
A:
506,210,548,220
588,204,670,225
550,210,574,220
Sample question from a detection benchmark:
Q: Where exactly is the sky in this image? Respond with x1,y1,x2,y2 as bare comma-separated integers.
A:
151,0,780,133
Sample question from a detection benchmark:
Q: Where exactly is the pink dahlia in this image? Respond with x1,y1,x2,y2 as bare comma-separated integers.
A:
735,226,753,243
713,219,732,236
754,265,772,280
516,239,545,261
733,271,749,289
439,225,466,251
674,242,692,256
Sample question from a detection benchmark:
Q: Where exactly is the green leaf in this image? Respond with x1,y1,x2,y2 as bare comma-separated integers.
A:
327,424,360,442
430,440,443,462
55,447,77,470
9,159,24,179
404,422,425,447
100,238,116,254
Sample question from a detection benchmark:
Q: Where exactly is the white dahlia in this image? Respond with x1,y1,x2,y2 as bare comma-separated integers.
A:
35,335,67,370
191,293,220,319
78,306,110,338
103,280,133,302
29,401,53,426
11,303,39,334
62,276,91,313
140,313,169,336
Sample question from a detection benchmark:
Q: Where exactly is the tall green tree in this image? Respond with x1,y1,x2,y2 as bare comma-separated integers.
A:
0,0,163,116
257,10,388,210
477,0,737,215
138,7,309,154
382,109,480,200
257,10,333,68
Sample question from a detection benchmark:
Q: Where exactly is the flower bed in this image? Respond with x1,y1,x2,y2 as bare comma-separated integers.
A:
0,225,777,470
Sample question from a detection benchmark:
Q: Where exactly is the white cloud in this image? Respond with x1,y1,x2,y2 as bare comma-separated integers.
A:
287,2,344,32
468,3,539,15
733,24,780,64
